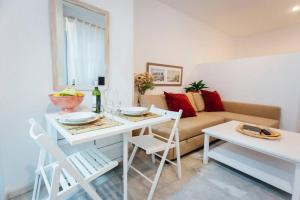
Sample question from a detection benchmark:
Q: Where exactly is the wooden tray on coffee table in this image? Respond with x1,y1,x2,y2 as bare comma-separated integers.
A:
236,123,281,140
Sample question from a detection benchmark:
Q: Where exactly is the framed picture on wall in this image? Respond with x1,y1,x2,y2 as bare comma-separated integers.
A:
146,63,183,86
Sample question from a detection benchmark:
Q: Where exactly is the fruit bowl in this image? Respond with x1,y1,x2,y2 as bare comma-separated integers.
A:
49,91,84,113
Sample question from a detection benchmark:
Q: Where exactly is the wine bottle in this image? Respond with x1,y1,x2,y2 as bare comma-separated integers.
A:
92,81,101,113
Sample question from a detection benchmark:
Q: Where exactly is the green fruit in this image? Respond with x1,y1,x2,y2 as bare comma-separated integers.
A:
59,88,76,96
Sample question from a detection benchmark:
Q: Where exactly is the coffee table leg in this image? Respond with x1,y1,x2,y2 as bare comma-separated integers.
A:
203,133,210,164
292,164,300,200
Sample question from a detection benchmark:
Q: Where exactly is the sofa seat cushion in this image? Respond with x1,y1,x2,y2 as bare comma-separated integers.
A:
209,112,279,128
152,112,225,141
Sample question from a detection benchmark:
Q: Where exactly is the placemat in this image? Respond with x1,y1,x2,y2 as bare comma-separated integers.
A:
58,118,123,135
119,112,161,122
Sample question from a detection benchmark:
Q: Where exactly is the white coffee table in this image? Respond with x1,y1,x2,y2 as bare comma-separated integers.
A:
202,121,300,200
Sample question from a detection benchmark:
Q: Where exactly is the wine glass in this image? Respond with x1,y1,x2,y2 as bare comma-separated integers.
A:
104,89,116,119
112,89,122,115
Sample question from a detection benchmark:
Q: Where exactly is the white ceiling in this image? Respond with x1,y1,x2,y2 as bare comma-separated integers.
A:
158,0,300,36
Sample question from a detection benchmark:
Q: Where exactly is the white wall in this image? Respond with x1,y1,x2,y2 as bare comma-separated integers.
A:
297,97,300,132
0,148,4,200
0,0,133,197
134,0,233,95
191,52,300,131
231,24,300,59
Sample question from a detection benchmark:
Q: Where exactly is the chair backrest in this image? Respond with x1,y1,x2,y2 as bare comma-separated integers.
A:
149,105,182,121
149,105,182,140
29,118,66,163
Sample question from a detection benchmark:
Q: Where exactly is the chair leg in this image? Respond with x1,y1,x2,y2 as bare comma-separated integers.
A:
32,173,41,200
128,145,138,172
175,129,181,179
151,154,155,164
49,165,61,200
149,127,156,164
80,182,102,200
128,127,146,171
66,164,102,200
147,149,169,200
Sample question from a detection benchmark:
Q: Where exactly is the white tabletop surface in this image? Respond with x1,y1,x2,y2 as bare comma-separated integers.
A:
203,120,300,163
45,112,171,145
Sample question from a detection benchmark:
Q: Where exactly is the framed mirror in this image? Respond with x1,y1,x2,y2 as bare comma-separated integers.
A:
50,0,109,90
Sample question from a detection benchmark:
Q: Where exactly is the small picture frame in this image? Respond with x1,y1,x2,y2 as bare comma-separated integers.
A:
146,63,183,86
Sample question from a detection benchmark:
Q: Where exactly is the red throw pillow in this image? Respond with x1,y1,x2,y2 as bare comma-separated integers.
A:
164,92,196,118
201,90,225,112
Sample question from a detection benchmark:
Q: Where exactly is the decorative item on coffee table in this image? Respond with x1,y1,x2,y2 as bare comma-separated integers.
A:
236,123,281,140
184,80,208,92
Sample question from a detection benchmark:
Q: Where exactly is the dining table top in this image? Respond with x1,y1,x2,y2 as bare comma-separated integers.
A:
45,112,172,145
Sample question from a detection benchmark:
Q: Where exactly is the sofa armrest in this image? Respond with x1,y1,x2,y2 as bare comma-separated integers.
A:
222,101,281,120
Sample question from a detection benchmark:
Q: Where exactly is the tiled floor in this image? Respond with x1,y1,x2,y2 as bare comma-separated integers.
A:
11,145,290,200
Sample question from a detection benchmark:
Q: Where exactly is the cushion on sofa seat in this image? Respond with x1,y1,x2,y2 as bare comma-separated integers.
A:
185,92,198,112
192,92,205,112
164,92,196,118
151,112,225,141
201,90,225,112
209,112,279,128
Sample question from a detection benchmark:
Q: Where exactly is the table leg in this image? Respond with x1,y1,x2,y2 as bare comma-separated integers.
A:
46,119,57,143
46,120,57,163
292,164,300,200
203,134,210,165
123,133,128,200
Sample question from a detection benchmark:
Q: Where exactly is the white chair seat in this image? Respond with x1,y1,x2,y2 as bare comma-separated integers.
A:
35,147,118,199
61,148,117,192
129,135,175,154
127,106,182,200
29,119,118,200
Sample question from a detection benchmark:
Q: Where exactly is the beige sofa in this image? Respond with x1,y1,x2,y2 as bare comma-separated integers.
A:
139,94,281,159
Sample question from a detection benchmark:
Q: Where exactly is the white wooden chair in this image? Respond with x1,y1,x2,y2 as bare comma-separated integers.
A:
127,105,182,200
29,118,118,200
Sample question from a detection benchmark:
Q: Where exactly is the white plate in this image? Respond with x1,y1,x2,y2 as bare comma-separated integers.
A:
60,112,97,123
59,115,100,125
121,107,148,116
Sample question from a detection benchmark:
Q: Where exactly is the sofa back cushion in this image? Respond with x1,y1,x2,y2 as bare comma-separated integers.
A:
164,92,196,118
185,92,198,111
140,93,198,112
192,92,205,112
201,90,225,112
140,94,168,109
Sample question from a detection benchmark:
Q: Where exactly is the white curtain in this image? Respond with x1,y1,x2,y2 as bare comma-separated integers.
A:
65,17,105,86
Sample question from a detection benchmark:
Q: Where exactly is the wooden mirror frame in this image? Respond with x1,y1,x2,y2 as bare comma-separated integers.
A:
49,0,110,91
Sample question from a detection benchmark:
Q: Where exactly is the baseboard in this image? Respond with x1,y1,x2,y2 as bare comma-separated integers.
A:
7,183,33,200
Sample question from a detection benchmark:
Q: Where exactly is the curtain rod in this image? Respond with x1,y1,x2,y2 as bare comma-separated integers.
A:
65,16,105,30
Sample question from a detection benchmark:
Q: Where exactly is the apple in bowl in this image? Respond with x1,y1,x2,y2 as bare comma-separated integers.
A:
49,89,84,113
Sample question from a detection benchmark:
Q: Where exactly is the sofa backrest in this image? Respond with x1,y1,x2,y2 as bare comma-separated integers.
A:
140,94,168,110
222,101,281,120
140,94,281,121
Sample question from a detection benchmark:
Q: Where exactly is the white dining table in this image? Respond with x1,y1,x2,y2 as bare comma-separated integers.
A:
45,112,172,200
